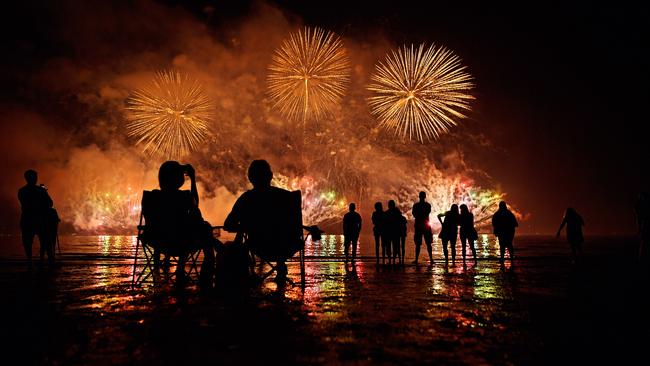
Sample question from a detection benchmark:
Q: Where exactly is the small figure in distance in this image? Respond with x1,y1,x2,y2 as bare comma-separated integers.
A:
343,203,362,264
371,202,385,265
459,204,478,264
385,200,402,265
412,191,434,265
438,204,460,264
556,207,584,264
634,193,649,265
18,169,56,269
492,201,518,264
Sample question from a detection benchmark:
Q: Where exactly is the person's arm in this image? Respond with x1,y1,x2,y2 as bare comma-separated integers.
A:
43,189,53,208
556,218,567,237
437,212,445,225
186,164,199,206
224,196,243,232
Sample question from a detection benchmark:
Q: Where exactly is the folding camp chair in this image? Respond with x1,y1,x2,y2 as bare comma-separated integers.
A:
131,190,209,287
244,190,311,287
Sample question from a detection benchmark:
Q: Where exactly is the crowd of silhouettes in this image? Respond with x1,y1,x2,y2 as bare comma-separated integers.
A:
19,161,650,286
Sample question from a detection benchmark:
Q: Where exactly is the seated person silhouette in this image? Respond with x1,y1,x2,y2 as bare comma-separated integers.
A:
224,160,297,283
144,161,221,286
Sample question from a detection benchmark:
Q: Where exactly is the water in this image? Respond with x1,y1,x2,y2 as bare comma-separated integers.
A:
0,234,648,364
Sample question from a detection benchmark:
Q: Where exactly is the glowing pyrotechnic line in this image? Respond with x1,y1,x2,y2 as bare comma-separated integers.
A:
125,70,213,158
267,27,351,123
367,43,474,142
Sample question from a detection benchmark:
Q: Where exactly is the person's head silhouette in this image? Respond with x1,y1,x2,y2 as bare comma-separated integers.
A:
419,191,426,201
499,201,508,210
349,203,356,212
248,160,273,189
460,204,469,215
24,169,37,185
158,161,184,191
450,203,459,215
374,201,383,211
388,200,396,209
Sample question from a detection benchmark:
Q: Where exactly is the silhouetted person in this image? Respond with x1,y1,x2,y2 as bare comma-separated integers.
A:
399,212,407,264
556,207,584,263
412,191,434,264
385,200,402,265
634,192,649,264
154,161,219,286
492,201,518,263
343,203,362,264
459,204,478,263
224,160,292,283
371,202,385,265
18,169,56,268
438,204,460,263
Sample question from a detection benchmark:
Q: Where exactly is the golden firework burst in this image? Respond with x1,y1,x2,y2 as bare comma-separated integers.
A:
367,43,474,142
125,70,213,158
268,27,351,123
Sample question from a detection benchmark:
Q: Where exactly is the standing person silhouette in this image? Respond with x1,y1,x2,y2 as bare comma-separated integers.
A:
556,207,585,263
438,204,460,264
411,191,434,265
385,200,402,265
371,202,385,265
224,160,293,283
635,193,649,265
492,201,518,264
343,203,362,264
459,204,478,263
18,169,56,268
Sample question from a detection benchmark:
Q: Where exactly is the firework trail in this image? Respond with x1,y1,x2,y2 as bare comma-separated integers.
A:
125,70,213,158
367,43,474,142
267,27,351,124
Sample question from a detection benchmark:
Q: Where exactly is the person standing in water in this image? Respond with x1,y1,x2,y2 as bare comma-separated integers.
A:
343,203,362,264
492,201,518,264
438,204,460,264
556,207,585,263
371,202,385,265
18,169,56,268
459,204,478,264
412,192,434,264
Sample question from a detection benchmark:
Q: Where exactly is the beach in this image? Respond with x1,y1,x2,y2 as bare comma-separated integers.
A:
0,234,648,365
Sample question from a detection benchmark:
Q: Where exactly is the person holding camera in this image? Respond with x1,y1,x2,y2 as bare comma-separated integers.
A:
153,161,222,287
18,169,56,268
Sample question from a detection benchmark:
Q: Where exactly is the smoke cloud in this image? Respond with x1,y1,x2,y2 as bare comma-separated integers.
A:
1,0,516,234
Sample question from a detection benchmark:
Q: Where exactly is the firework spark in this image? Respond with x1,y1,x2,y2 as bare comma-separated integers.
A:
267,27,351,123
125,70,213,158
367,43,474,142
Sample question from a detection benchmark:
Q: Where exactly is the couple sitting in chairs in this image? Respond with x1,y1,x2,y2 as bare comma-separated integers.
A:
135,159,307,288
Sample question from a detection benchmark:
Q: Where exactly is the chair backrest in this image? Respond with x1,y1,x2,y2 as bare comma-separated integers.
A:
140,190,194,250
247,189,303,261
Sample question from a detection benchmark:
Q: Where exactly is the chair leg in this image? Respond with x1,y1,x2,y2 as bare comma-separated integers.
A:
300,248,306,288
132,238,140,288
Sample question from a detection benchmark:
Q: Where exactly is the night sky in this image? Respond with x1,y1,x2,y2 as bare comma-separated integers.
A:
1,1,648,234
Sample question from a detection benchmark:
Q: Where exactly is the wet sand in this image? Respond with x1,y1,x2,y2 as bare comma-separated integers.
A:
0,235,648,365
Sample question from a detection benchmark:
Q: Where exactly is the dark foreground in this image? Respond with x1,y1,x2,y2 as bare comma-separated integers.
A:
0,235,648,365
